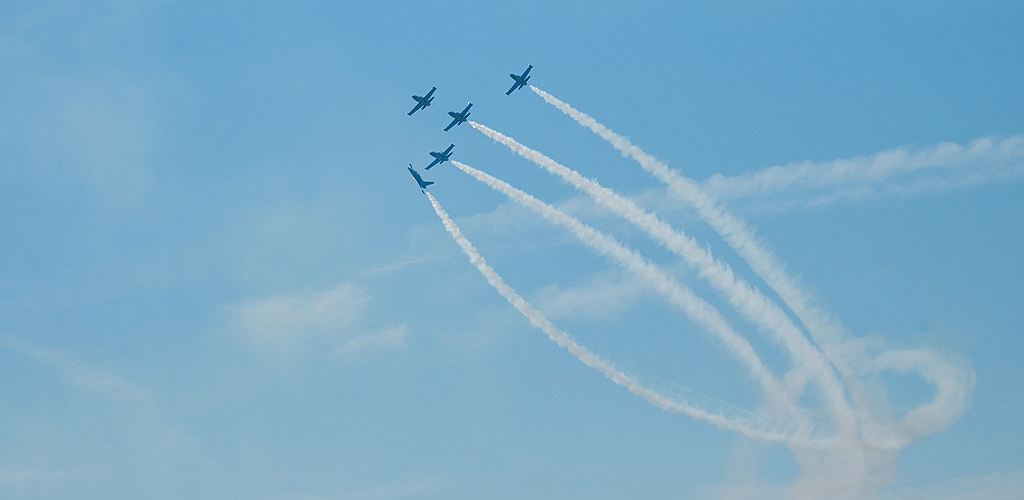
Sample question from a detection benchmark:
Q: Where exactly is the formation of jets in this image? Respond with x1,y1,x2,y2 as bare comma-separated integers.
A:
405,65,534,192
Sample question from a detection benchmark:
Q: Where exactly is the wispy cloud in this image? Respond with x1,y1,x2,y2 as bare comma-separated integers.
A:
360,255,439,277
0,336,151,404
229,283,368,346
336,325,408,358
533,271,646,320
227,282,406,359
0,336,221,479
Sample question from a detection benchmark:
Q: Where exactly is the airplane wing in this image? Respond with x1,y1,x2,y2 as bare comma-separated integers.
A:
505,82,520,95
424,87,436,99
426,157,442,169
407,102,425,116
521,65,532,78
444,117,459,131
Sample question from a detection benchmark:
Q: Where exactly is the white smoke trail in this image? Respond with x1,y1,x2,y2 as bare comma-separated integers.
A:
466,120,856,437
528,85,849,357
447,161,829,442
867,349,976,446
528,85,975,449
704,135,1024,210
425,191,812,445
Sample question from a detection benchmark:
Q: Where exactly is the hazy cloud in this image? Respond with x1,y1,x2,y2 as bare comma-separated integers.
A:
0,336,220,483
0,336,150,404
361,255,439,277
354,474,447,499
336,325,408,358
880,467,1024,500
31,76,159,207
227,283,406,359
534,271,646,320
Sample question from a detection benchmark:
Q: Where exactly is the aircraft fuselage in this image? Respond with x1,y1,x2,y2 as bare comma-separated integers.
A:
426,144,455,169
408,165,434,192
408,86,437,116
444,103,472,131
506,65,533,95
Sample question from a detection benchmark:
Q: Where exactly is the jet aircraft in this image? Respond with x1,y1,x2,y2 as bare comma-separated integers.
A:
444,103,472,131
426,144,454,170
407,86,436,116
408,165,434,192
506,65,533,95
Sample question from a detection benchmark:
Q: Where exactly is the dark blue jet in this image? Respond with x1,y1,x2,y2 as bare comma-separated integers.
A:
408,165,434,192
426,144,454,170
407,86,436,116
444,103,472,131
506,65,533,95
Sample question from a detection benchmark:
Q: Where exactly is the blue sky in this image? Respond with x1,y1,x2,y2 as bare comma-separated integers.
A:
1,1,1023,498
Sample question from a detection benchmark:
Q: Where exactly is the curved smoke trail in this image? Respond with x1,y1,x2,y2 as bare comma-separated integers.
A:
447,161,838,443
526,85,974,451
467,120,856,438
426,190,827,446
